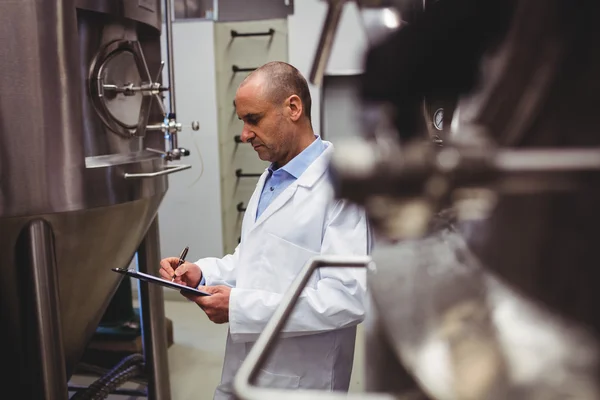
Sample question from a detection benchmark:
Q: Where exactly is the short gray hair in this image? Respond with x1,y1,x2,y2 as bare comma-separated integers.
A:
245,61,312,123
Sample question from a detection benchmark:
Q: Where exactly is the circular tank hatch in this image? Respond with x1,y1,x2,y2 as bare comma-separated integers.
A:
88,40,157,138
99,50,143,129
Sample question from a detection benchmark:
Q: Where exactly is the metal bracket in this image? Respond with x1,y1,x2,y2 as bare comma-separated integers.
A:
231,28,275,38
232,65,258,73
236,169,262,178
233,255,397,400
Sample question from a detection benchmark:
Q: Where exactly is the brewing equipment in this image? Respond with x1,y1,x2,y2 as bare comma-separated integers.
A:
234,0,600,399
0,0,195,398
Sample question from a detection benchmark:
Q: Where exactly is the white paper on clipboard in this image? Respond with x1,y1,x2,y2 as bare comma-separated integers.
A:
112,268,211,296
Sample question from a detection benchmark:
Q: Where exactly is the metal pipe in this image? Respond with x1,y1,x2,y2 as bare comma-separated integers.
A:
17,219,68,399
494,148,600,172
309,0,346,85
146,124,166,131
164,0,177,117
136,217,172,400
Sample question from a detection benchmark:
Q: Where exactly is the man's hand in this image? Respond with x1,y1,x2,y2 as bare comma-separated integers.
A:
159,257,202,288
183,285,231,324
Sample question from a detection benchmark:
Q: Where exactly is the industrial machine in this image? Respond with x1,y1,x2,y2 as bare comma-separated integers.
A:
234,0,600,399
0,0,195,398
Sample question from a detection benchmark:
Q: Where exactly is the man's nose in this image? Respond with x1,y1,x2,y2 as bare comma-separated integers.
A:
240,125,254,143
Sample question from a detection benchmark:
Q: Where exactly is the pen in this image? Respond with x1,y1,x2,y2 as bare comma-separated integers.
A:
172,246,189,282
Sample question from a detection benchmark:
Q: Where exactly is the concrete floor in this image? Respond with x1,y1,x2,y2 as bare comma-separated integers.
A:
69,299,365,399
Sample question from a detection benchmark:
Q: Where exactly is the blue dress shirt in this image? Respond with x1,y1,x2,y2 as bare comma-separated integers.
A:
198,136,327,288
256,136,327,220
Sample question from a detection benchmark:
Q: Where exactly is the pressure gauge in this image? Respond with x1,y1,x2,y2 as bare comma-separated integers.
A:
433,108,444,131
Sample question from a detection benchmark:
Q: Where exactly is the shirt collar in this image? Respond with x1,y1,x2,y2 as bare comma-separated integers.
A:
268,136,326,178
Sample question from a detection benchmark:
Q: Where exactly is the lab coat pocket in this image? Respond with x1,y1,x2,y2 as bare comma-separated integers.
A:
255,369,300,390
265,233,320,292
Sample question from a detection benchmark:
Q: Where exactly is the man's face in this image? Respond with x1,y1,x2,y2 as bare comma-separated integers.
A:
234,78,290,164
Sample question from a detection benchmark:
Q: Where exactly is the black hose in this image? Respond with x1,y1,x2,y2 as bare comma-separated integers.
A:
70,353,145,400
89,364,143,400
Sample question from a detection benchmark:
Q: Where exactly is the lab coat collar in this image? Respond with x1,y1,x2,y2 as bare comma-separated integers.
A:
246,142,334,233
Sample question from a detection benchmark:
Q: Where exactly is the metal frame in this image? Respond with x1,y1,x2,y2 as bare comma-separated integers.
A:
136,218,172,400
310,0,347,85
233,255,397,400
18,219,68,399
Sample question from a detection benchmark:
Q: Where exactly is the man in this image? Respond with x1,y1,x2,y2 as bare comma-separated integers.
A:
159,61,369,399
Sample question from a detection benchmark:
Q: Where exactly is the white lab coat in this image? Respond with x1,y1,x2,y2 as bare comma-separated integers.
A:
195,142,369,399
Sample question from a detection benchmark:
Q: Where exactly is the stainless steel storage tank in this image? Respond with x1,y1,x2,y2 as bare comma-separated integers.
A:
0,0,188,398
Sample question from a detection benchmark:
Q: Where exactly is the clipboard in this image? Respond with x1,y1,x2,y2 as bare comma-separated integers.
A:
112,268,211,296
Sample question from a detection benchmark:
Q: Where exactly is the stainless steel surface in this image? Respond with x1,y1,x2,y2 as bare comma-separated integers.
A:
76,0,167,156
164,0,177,117
309,0,407,85
232,255,394,400
76,0,162,30
330,139,600,239
0,0,86,218
0,0,183,393
325,0,600,398
101,52,145,127
359,7,403,44
88,39,158,138
124,163,192,178
200,0,294,22
309,0,346,85
158,0,191,160
17,220,69,400
137,218,172,400
363,302,426,398
1,197,164,380
368,227,600,399
174,0,216,19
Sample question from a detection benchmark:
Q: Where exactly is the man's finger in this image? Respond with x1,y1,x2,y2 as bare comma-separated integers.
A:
180,290,210,305
158,268,172,280
181,290,206,305
196,295,211,306
198,285,219,294
174,263,189,277
173,276,185,285
159,259,175,276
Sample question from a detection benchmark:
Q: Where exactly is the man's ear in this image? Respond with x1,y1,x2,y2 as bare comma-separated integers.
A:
287,95,303,122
